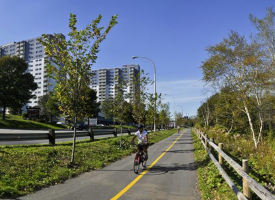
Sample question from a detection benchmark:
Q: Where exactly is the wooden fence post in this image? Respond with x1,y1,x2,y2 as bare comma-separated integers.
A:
210,138,214,152
89,128,94,141
218,143,223,165
113,128,117,137
243,159,251,199
48,129,55,146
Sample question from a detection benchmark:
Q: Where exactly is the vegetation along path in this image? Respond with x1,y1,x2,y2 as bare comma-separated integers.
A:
1,128,200,200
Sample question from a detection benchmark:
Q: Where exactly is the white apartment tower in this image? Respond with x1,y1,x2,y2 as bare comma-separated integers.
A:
90,65,140,102
0,34,65,109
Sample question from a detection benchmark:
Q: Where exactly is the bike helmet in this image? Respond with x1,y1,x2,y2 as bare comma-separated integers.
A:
137,124,144,129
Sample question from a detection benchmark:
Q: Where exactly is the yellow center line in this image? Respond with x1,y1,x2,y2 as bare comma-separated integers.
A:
110,130,187,200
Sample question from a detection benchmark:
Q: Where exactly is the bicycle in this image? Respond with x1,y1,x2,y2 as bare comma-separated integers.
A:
133,143,148,174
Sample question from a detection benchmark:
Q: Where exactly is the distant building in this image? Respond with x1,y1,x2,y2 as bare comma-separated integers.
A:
0,34,65,111
90,65,140,103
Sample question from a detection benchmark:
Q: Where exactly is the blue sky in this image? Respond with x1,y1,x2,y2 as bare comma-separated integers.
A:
1,0,275,117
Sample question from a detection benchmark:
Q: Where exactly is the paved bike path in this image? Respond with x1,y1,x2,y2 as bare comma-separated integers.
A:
17,129,201,200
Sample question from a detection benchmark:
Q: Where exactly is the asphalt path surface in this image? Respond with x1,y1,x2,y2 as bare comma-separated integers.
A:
12,129,201,200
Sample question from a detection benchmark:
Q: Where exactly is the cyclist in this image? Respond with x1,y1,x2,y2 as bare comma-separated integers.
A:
131,124,148,160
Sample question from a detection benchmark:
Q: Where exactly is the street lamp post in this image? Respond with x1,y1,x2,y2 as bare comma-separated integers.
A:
165,94,176,128
177,105,183,117
132,56,157,132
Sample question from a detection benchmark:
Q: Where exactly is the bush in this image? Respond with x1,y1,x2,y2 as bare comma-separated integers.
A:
22,113,28,120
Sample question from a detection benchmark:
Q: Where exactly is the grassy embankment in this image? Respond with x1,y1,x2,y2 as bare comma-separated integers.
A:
0,114,66,129
0,128,178,198
192,127,275,200
191,130,238,200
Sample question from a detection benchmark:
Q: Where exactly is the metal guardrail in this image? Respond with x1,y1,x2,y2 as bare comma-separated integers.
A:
194,128,275,200
0,128,138,143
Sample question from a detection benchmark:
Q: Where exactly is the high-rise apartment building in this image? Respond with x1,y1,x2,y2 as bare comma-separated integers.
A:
90,65,140,102
0,34,65,109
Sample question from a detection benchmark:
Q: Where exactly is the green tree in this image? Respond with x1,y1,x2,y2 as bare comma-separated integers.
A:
158,102,170,129
131,70,152,125
250,7,275,69
101,75,132,146
37,94,50,121
46,92,61,123
101,98,115,121
38,92,61,123
201,31,269,148
0,56,37,120
175,112,183,127
39,13,118,163
146,93,162,130
82,88,100,126
145,93,155,130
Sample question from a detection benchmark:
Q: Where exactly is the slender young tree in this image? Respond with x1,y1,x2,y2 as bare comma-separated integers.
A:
39,13,118,163
131,70,152,125
158,103,170,129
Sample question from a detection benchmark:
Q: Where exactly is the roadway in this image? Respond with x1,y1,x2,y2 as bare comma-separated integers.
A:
0,129,129,146
14,128,201,200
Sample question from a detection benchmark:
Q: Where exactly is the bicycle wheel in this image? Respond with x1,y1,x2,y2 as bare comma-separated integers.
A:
133,153,140,174
142,153,147,167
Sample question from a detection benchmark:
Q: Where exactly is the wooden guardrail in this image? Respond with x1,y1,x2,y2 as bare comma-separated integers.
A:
0,128,138,145
193,128,275,200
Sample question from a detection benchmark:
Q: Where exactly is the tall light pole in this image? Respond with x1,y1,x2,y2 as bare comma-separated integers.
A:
165,94,176,128
177,105,183,117
132,56,157,132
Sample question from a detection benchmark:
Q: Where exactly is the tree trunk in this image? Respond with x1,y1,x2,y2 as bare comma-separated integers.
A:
243,102,258,148
226,119,234,134
71,116,77,163
120,124,122,147
2,107,6,120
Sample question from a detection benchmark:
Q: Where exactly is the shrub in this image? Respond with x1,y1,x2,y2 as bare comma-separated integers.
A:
22,113,28,120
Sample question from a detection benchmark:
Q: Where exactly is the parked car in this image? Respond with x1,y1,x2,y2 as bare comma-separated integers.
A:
77,123,88,130
70,122,89,130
